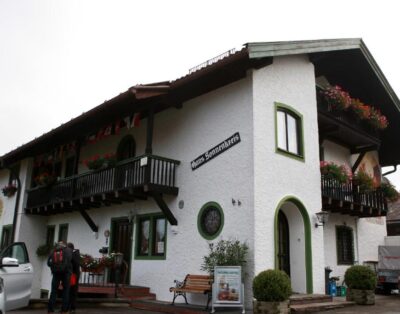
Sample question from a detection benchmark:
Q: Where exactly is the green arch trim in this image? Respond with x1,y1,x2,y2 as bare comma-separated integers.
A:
274,196,313,293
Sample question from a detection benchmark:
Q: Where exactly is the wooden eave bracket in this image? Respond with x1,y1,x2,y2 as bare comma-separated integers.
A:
352,151,366,174
78,208,99,232
152,193,178,226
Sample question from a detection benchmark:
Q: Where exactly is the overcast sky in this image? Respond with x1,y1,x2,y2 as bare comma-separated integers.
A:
1,0,400,186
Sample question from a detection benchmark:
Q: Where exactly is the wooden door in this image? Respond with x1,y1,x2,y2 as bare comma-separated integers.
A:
111,218,133,284
278,211,291,276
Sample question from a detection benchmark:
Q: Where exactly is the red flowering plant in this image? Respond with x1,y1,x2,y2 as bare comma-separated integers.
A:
83,153,116,170
1,183,17,197
322,85,388,130
34,172,56,186
320,161,352,184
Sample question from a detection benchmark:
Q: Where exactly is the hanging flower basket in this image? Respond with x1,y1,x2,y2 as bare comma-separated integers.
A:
1,184,17,197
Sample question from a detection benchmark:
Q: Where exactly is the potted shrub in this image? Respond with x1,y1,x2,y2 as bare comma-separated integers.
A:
200,239,249,276
252,269,292,314
344,265,376,305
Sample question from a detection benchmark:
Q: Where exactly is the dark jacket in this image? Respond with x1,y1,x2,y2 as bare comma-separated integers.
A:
47,246,73,274
71,249,81,277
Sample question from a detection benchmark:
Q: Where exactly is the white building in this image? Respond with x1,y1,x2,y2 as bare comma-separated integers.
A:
1,39,399,306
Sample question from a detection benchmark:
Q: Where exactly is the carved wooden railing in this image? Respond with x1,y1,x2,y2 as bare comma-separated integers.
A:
26,154,180,209
321,175,387,214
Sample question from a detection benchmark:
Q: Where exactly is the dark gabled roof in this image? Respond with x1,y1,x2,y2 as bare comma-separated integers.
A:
1,38,400,167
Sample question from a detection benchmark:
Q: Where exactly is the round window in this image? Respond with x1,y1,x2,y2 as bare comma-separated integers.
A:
198,202,224,240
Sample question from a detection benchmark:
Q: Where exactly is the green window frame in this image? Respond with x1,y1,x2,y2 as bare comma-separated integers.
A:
0,224,13,250
275,102,304,161
58,224,69,243
197,202,224,240
336,225,354,265
135,214,166,260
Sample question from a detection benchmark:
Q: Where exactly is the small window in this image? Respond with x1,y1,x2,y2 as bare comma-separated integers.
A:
336,225,354,265
64,156,75,178
135,214,166,259
117,135,136,161
275,103,304,160
58,224,69,243
197,202,224,240
0,225,13,250
46,225,56,247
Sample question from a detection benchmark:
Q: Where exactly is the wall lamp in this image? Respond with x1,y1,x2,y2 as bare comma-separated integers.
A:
315,211,329,228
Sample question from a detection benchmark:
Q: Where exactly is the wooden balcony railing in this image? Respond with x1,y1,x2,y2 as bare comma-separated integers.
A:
26,155,180,210
321,175,388,217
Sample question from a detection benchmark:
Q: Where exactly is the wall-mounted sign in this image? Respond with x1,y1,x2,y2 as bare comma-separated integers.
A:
191,132,241,170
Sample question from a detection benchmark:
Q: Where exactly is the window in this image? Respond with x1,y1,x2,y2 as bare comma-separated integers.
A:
46,225,55,246
58,224,69,243
0,225,13,250
0,242,30,264
117,135,136,161
135,214,166,259
275,103,304,159
197,202,224,240
64,156,75,178
336,225,354,265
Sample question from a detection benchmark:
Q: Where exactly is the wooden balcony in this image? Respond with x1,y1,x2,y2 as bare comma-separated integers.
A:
25,155,180,215
321,175,388,217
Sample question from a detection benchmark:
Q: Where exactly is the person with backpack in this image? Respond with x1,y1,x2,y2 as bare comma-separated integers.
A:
47,241,73,314
67,242,80,314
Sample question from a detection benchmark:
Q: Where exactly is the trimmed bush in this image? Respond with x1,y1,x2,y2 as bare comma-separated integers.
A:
344,265,376,290
253,269,292,302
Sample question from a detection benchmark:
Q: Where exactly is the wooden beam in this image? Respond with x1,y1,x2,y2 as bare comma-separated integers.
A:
352,151,366,173
78,208,98,232
145,108,154,154
152,193,177,226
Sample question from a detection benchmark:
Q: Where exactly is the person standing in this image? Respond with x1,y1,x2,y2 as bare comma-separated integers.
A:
47,241,72,314
67,242,80,313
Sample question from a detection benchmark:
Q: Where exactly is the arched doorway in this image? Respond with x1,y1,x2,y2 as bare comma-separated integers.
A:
274,196,313,294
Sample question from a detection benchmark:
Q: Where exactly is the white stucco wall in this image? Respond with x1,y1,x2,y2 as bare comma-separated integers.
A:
322,140,351,168
252,55,325,293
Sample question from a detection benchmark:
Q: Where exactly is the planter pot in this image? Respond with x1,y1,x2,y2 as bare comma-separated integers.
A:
346,288,375,305
253,300,289,314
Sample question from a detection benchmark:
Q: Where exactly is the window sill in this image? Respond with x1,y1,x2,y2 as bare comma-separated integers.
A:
276,148,305,162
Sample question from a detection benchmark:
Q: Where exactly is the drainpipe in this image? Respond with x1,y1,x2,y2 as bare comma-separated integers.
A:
10,167,22,243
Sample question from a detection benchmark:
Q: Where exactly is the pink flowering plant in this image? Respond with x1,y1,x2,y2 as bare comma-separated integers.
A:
321,85,388,130
320,161,352,184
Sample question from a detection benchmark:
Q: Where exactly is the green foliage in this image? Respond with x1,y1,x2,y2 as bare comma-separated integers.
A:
380,181,399,202
344,265,377,290
200,239,249,274
354,168,374,193
253,269,292,302
36,243,53,257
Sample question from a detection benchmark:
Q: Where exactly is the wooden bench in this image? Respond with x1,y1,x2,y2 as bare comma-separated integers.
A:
169,274,212,309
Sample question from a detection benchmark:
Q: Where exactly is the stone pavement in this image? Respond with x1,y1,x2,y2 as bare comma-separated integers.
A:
316,294,400,314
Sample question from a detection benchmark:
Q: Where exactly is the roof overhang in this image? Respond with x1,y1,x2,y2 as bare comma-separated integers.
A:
2,39,400,167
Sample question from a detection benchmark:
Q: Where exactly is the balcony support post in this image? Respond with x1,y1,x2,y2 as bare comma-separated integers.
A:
79,208,99,232
152,192,178,226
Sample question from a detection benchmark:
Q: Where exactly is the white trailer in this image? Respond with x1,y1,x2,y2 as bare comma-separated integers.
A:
377,236,400,294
